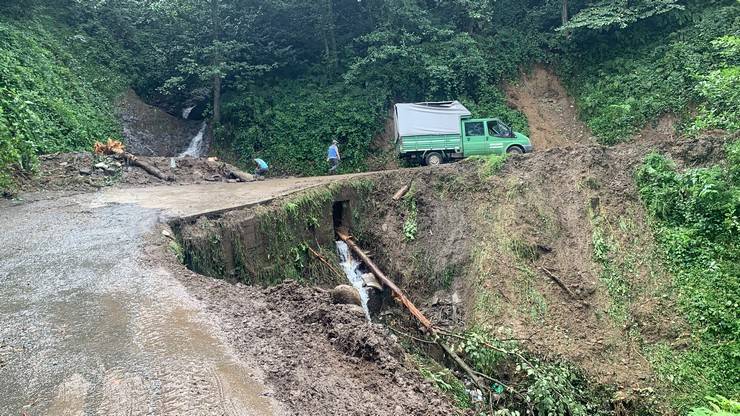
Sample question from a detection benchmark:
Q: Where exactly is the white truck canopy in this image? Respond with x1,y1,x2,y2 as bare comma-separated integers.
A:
394,101,472,139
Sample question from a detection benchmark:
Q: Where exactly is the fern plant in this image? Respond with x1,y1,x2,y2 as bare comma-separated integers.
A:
689,396,740,416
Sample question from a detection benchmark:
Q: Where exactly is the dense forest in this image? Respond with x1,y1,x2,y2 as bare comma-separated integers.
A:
1,0,738,183
0,1,738,414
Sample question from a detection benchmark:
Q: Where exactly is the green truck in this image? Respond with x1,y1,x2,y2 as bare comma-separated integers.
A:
394,101,533,166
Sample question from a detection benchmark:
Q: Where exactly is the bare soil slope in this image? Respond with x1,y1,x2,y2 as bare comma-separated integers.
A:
352,138,728,410
506,65,594,149
117,90,209,157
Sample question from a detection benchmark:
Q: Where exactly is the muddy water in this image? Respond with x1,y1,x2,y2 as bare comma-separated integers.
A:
0,195,281,415
336,241,371,320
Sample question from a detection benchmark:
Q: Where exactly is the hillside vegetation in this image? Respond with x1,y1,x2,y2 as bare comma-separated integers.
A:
0,4,131,188
636,141,739,410
2,0,738,184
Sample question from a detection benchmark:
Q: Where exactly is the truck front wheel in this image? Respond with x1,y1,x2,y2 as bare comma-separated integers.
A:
506,145,524,154
425,152,444,166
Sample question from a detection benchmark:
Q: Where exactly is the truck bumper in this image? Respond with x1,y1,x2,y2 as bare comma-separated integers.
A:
523,144,533,153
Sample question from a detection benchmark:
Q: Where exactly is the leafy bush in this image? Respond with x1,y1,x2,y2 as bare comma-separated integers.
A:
692,36,740,133
416,362,472,409
635,142,740,409
0,15,128,189
217,82,388,176
560,4,740,143
453,329,609,415
689,396,740,416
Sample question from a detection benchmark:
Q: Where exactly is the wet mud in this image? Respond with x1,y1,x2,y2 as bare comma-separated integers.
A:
0,194,282,415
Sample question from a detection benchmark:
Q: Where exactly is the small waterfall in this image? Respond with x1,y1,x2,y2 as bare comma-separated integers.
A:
182,106,195,119
336,241,371,321
179,122,207,158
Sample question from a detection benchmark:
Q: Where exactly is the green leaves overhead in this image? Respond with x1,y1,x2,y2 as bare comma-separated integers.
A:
561,0,685,31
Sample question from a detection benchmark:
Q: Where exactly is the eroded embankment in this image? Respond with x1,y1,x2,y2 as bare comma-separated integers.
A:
172,137,729,415
167,178,463,415
348,138,727,414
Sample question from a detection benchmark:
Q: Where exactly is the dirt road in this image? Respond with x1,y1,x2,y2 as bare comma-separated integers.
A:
0,192,284,415
0,175,455,415
94,174,369,218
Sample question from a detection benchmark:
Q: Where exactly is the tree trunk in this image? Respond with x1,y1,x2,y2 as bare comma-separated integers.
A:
323,0,337,79
213,75,221,125
116,153,174,182
211,0,222,125
562,0,569,26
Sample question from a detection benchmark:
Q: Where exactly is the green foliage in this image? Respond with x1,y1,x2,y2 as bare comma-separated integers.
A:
470,153,508,178
0,14,128,188
415,357,472,409
692,36,740,133
590,221,632,322
402,185,418,241
461,86,529,136
561,3,740,143
689,396,740,416
218,81,387,176
635,143,740,409
453,328,609,415
169,240,185,264
561,0,684,32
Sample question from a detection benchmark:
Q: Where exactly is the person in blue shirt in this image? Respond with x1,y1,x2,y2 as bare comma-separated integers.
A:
327,140,340,174
254,158,268,177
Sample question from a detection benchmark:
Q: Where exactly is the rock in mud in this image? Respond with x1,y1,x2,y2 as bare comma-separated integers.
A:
330,285,362,306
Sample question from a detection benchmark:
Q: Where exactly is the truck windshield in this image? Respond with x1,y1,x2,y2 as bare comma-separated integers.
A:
487,120,513,137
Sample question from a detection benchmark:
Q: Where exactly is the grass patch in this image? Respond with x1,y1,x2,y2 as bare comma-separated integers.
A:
402,183,419,241
469,153,509,179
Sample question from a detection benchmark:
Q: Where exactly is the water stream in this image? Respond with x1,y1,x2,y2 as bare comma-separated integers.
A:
182,106,195,119
336,241,371,321
179,122,207,158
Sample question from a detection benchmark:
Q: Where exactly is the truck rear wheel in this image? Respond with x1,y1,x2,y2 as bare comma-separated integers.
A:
425,152,444,166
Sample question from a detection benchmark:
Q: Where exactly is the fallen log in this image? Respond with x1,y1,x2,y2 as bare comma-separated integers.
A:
392,179,414,201
223,163,254,182
337,229,432,330
336,230,485,391
116,153,174,182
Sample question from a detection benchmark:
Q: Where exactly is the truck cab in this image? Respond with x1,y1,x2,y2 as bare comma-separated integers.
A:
461,118,533,157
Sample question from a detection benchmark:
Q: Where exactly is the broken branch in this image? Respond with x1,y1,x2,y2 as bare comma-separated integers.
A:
336,229,486,393
337,229,432,330
539,266,577,299
392,179,414,201
307,246,344,280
